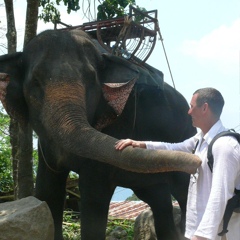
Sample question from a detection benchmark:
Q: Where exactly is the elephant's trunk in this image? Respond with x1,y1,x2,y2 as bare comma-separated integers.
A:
42,83,201,174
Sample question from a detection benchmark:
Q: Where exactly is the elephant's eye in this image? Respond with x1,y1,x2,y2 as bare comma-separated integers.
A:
24,74,44,102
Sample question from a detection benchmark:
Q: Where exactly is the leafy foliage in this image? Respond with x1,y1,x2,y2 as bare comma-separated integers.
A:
97,0,136,20
0,110,12,193
0,108,38,194
39,0,80,23
106,218,134,239
39,0,138,23
126,193,139,201
62,211,81,239
62,210,135,239
39,1,61,23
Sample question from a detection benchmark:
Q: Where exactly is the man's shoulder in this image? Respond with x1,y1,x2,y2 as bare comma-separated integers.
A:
210,131,240,155
208,130,240,172
213,131,240,145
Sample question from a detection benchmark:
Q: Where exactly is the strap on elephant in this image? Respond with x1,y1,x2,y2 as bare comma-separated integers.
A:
207,130,240,236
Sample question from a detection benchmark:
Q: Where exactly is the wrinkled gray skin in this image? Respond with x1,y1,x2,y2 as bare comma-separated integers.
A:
0,29,199,240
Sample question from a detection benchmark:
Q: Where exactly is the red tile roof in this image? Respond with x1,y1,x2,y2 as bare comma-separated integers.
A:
108,201,180,220
108,201,150,220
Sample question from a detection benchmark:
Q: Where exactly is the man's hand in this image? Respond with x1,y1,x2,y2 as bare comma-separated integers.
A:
115,139,146,150
191,236,207,240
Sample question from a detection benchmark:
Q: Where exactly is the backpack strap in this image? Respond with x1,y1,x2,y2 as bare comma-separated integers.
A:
192,139,199,154
207,130,240,172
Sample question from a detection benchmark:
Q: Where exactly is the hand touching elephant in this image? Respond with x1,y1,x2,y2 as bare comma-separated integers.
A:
0,29,200,240
115,138,147,149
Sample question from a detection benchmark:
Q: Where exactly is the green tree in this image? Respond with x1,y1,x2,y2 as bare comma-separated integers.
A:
0,107,38,199
97,0,135,20
3,0,36,199
39,0,80,23
39,0,136,23
0,110,13,194
126,193,139,201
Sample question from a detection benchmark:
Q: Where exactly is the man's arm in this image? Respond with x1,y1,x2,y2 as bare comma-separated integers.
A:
191,236,207,240
115,136,197,152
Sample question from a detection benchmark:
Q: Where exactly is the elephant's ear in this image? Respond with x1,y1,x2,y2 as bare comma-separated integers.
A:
101,53,139,84
100,54,139,116
0,52,28,126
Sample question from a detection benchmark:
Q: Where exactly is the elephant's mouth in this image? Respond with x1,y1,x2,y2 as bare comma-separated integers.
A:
102,78,136,115
95,78,136,131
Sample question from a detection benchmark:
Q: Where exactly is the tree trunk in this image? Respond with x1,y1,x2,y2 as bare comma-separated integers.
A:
9,118,18,199
9,120,34,199
4,0,16,54
15,123,33,199
4,0,38,199
24,0,39,46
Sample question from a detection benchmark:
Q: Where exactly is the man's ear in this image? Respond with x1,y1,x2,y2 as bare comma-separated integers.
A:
0,52,29,126
202,102,209,113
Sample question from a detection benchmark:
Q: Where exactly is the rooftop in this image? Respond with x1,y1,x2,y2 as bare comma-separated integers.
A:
108,201,179,220
109,201,150,220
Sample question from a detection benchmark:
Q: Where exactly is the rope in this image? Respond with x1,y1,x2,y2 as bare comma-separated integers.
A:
112,16,132,56
38,140,65,174
131,88,137,138
156,22,176,89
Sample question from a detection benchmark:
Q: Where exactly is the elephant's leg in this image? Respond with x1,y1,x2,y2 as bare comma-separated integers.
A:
134,183,178,240
170,172,190,234
35,150,69,240
78,168,115,240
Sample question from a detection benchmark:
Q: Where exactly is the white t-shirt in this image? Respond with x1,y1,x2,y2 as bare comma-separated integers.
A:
145,120,240,240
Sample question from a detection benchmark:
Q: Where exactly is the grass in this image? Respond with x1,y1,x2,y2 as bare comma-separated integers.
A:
62,211,135,240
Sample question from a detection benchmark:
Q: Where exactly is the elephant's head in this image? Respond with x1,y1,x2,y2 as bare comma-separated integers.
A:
0,29,201,174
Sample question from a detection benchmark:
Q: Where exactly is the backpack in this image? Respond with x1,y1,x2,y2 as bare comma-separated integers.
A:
207,130,240,236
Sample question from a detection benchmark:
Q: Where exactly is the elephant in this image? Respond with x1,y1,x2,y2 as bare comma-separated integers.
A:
0,29,200,240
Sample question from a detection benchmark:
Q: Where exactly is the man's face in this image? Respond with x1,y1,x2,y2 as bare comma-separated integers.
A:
188,93,204,128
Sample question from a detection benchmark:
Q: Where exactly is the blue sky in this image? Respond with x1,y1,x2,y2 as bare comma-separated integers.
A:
141,0,240,131
0,0,240,200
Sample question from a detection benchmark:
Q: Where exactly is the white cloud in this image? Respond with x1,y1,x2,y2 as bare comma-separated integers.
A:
180,19,240,72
